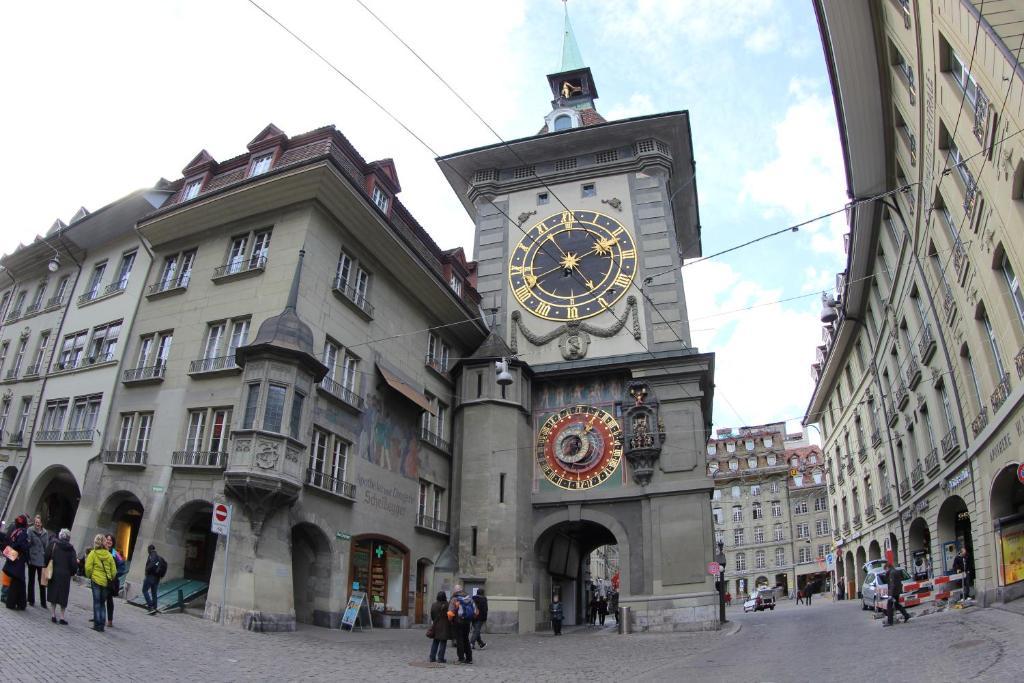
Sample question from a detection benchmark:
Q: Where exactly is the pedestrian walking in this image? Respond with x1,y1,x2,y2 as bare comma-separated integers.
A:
609,591,619,624
883,562,911,627
428,591,451,664
143,544,167,614
588,594,598,624
471,588,488,649
598,595,608,625
952,548,973,599
447,584,476,664
805,582,814,606
26,514,50,608
3,515,30,610
796,588,804,605
550,595,564,635
84,534,117,632
103,534,126,627
45,529,77,625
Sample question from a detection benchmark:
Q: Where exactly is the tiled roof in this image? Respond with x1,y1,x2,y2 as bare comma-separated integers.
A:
538,107,607,134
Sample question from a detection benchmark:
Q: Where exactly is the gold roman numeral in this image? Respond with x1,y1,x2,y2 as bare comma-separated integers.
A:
562,211,574,226
535,302,551,317
614,273,632,288
620,248,636,260
514,284,531,300
567,306,579,320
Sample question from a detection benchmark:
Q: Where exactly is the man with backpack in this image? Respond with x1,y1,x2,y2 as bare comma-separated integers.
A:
471,588,488,650
447,585,477,664
143,544,167,615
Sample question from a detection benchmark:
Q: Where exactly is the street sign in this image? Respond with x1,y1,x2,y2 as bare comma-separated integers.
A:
707,561,721,576
151,485,165,493
211,502,232,536
1017,462,1024,485
336,532,351,541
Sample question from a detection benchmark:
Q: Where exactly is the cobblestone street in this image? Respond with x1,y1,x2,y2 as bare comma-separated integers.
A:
1,586,1022,682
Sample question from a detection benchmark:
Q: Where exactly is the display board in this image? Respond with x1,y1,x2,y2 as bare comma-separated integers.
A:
340,591,373,631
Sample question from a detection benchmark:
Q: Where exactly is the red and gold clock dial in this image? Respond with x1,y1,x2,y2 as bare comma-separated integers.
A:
537,405,622,490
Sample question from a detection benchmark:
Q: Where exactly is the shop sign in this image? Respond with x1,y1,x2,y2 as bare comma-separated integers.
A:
151,485,164,493
336,532,351,541
914,498,929,515
945,467,971,492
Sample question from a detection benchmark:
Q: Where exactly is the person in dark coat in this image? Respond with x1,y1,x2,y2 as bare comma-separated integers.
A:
550,595,564,635
805,580,814,605
26,515,50,608
44,528,77,624
429,591,452,663
471,589,488,649
884,562,911,627
598,595,608,625
952,548,973,599
3,515,30,610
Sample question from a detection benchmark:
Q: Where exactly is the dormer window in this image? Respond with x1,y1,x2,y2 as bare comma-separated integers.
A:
763,436,773,447
767,454,777,466
707,443,717,455
249,152,274,177
553,115,572,131
372,185,390,213
726,442,736,453
708,461,719,473
745,439,754,451
182,177,203,201
729,459,738,471
747,457,757,469
449,274,462,296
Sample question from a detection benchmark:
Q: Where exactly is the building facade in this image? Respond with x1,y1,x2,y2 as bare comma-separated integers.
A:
808,0,1024,605
707,425,829,599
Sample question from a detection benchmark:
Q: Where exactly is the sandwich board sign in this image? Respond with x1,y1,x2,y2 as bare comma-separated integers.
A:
341,590,373,631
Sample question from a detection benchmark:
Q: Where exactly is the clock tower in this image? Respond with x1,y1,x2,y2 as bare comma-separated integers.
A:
439,4,718,633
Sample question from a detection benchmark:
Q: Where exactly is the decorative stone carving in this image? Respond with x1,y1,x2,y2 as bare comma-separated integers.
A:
510,295,641,358
517,210,536,226
236,439,252,453
621,380,665,486
255,441,280,469
601,197,622,211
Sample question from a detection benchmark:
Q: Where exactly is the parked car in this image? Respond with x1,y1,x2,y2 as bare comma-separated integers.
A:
743,587,776,612
861,564,911,612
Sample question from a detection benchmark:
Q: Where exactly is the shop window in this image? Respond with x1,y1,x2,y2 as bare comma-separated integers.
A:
350,539,407,614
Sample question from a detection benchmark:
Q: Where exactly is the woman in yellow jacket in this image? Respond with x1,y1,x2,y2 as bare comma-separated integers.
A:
84,534,116,632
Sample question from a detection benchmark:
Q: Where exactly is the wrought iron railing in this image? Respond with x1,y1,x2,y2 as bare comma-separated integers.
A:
34,430,62,442
62,429,94,442
332,277,374,317
941,427,959,459
419,427,450,453
871,428,882,447
905,356,921,388
122,364,166,383
895,381,909,409
865,504,876,520
4,368,18,381
188,355,238,374
919,323,936,362
1016,345,1024,380
103,280,129,297
43,295,64,310
991,373,1011,413
899,479,910,498
880,492,893,509
318,376,364,409
852,514,862,528
102,450,147,466
424,353,449,375
5,308,22,322
970,406,989,437
924,448,939,474
213,255,267,279
171,450,228,468
952,239,969,279
305,467,355,498
24,362,41,377
24,302,40,315
415,513,450,534
147,274,191,296
910,463,924,488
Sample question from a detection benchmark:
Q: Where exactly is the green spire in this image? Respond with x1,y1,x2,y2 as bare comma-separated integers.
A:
559,1,584,72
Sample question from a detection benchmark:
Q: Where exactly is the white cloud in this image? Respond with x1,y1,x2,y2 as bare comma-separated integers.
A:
605,94,654,121
745,25,780,53
685,259,821,427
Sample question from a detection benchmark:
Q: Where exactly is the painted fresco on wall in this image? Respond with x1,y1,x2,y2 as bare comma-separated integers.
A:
358,393,421,481
533,376,624,413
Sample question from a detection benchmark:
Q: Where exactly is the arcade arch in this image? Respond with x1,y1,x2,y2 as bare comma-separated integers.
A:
534,517,621,627
291,522,333,626
166,500,216,583
27,465,80,531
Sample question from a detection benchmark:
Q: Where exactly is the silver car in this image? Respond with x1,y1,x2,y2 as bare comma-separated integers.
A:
861,565,910,612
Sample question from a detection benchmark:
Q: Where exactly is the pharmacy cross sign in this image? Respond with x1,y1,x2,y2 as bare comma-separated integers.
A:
375,545,384,559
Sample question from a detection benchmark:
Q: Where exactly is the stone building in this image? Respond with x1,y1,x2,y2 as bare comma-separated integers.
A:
808,0,1024,605
707,424,829,598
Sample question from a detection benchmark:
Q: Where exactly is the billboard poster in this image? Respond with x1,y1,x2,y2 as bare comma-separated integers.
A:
999,522,1024,585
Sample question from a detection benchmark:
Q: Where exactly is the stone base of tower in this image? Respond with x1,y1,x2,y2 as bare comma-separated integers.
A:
203,604,297,632
621,592,721,632
483,596,537,634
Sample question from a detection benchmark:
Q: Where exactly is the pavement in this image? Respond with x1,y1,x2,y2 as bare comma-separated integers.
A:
1,584,1021,682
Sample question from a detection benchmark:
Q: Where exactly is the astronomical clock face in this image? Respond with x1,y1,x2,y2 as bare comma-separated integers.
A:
509,210,637,322
537,405,623,490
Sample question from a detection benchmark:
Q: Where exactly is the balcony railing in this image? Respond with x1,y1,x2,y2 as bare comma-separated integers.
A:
147,274,191,297
886,401,899,427
865,504,877,521
846,461,856,477
7,431,24,446
5,308,22,322
991,373,1011,413
828,483,836,495
871,428,882,447
895,381,909,410
837,472,846,486
858,447,868,463
972,86,990,143
122,364,166,384
924,448,939,474
415,513,450,535
852,514,863,529
188,355,239,375
842,522,851,535
318,376,364,410
919,323,937,363
24,302,40,315
62,429,95,442
4,368,18,381
952,239,969,280
331,277,374,318
305,467,355,499
102,280,129,297
24,362,41,378
897,61,916,104
941,427,960,460
171,451,228,469
899,479,910,498
102,450,147,466
880,492,893,510
419,427,451,454
424,353,449,376
905,356,921,389
43,294,65,311
212,255,267,280
34,430,62,442
970,406,989,437
1016,345,1024,380
910,463,924,488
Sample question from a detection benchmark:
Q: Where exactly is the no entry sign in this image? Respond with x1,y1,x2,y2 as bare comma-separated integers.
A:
211,502,232,536
1017,462,1024,485
707,561,721,576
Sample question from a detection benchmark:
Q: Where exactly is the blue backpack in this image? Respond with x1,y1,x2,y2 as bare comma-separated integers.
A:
456,595,478,622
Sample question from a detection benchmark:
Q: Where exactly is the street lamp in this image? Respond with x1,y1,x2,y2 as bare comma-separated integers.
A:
716,540,727,624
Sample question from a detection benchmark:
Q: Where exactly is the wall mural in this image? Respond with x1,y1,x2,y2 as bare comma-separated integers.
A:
358,393,422,481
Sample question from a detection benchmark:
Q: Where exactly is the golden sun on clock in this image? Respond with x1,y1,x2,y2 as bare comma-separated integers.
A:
509,210,637,321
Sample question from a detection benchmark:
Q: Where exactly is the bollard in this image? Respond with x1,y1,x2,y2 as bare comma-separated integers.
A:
619,606,631,634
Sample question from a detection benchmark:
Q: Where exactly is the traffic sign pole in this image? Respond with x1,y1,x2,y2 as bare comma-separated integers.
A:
211,502,232,624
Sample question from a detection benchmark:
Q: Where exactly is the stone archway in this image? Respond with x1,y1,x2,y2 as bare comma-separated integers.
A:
166,500,216,582
855,546,867,596
26,465,80,531
908,517,932,579
291,522,333,627
535,519,616,627
844,551,856,599
990,464,1024,590
533,507,632,599
98,491,144,562
888,532,900,565
868,540,882,562
937,495,972,576
0,466,16,514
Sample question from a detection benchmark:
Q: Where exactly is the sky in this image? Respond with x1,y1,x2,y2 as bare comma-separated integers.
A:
0,0,848,439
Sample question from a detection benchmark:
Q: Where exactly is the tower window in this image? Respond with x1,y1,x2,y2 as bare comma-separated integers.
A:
581,183,596,198
499,473,506,503
537,192,549,205
553,115,572,131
